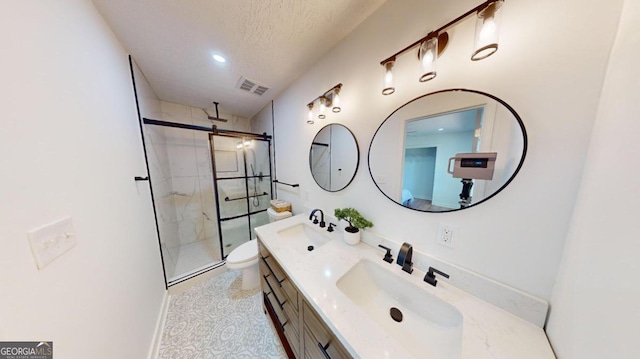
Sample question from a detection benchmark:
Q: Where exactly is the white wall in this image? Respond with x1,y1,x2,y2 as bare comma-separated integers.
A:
0,1,165,358
546,0,639,357
257,0,623,300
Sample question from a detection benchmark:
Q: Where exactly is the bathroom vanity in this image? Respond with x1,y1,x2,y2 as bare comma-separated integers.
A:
259,240,352,358
256,214,556,359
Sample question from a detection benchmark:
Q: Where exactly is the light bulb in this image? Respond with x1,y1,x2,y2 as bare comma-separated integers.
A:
384,71,393,86
479,18,497,44
212,54,226,63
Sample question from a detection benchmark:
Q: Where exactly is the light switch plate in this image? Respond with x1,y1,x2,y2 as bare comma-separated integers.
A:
27,217,77,270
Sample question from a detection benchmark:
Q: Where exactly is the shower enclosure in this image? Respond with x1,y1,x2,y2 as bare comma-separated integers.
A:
141,118,272,286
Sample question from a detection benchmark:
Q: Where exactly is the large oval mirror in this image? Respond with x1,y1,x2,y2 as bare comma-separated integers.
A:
368,89,527,212
310,124,360,192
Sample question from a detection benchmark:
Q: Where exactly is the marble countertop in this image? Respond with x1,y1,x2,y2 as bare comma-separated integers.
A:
255,214,556,359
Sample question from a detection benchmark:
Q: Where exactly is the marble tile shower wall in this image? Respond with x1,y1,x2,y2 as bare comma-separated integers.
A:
149,101,251,275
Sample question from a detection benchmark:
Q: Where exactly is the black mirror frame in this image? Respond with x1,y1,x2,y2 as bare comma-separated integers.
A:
309,123,360,192
367,88,528,213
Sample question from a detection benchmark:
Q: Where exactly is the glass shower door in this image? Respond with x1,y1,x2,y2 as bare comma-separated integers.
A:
210,134,271,258
246,139,272,232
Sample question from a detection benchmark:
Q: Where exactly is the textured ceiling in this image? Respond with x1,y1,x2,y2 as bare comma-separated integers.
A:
92,0,387,118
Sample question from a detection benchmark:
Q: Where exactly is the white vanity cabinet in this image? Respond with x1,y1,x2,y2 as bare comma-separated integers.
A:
258,239,351,359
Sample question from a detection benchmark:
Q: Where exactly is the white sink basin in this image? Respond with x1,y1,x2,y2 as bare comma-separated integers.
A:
337,259,463,359
276,221,332,251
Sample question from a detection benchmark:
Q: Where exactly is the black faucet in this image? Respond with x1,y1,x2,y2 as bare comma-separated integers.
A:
396,242,413,274
424,267,449,287
309,209,326,228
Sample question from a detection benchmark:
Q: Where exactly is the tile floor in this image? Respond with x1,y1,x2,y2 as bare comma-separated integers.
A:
169,239,222,281
158,269,287,359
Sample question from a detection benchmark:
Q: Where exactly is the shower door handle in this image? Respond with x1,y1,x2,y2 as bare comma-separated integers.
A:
134,176,149,181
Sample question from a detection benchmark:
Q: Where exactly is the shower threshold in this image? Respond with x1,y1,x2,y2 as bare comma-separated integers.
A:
167,260,226,287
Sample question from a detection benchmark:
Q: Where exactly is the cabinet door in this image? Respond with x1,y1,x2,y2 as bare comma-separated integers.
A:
303,302,352,359
259,240,301,358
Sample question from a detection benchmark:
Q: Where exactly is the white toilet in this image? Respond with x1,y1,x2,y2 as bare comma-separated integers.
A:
226,207,292,290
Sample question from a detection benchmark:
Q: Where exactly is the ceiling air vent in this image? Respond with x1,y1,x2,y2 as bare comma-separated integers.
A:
254,85,269,96
236,76,269,96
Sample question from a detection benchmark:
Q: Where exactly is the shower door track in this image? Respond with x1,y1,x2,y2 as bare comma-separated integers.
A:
142,118,272,141
167,261,226,287
143,118,213,132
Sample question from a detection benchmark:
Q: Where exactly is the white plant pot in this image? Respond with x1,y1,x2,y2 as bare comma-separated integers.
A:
343,228,361,245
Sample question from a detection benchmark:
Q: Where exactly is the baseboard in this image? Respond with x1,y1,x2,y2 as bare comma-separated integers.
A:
147,291,170,359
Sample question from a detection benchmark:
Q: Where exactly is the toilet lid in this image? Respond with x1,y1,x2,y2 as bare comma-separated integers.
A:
227,240,258,264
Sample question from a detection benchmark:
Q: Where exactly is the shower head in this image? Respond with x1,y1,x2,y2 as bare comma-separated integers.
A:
203,102,228,122
202,109,228,122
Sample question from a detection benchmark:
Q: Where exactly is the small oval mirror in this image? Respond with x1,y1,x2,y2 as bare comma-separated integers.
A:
310,124,360,192
368,89,527,212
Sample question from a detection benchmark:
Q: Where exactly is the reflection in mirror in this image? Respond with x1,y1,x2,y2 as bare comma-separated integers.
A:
310,124,360,192
369,89,526,212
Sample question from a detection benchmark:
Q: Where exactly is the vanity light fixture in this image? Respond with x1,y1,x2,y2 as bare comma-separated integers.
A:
306,83,343,124
380,0,505,95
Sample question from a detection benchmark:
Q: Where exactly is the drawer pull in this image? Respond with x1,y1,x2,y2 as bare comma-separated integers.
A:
261,257,284,286
318,342,332,359
263,275,287,310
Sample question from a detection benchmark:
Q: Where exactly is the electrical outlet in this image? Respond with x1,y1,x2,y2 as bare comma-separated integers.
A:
27,217,77,270
437,223,455,248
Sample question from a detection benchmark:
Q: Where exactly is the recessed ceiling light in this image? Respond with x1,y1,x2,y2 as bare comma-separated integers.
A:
212,54,226,63
438,128,444,131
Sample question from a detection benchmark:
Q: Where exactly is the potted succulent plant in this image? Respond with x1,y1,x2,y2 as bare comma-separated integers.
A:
334,208,373,245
